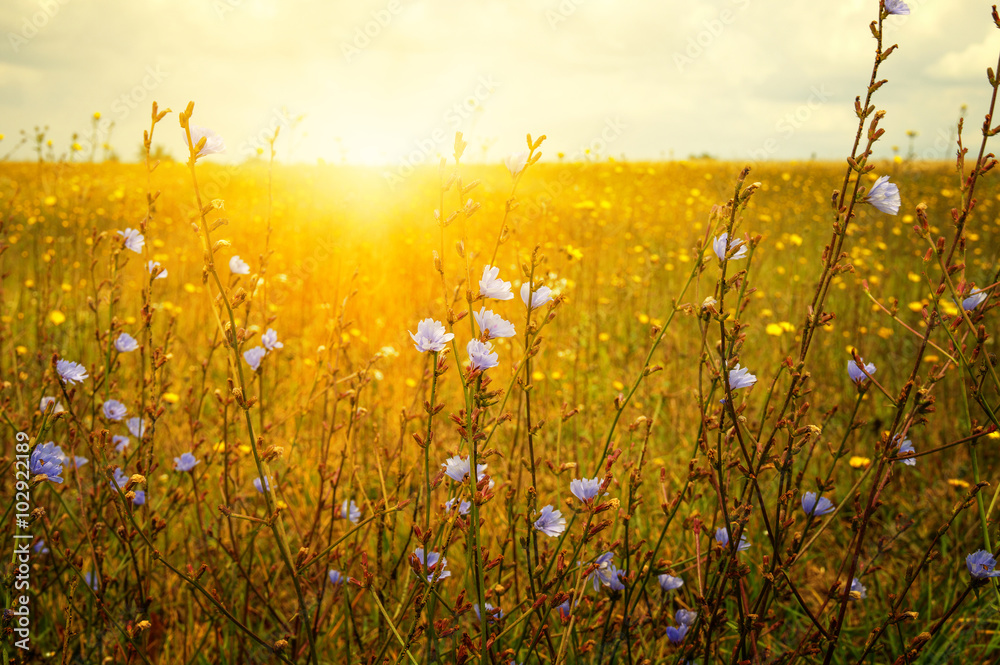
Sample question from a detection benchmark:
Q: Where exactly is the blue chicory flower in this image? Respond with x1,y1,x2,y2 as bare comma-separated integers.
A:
865,175,901,215
30,442,67,483
967,550,1000,579
658,574,684,591
801,491,836,517
666,623,688,644
534,505,567,537
715,527,750,552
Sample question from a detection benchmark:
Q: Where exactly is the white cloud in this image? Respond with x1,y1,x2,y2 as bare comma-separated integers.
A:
0,0,992,164
926,38,997,81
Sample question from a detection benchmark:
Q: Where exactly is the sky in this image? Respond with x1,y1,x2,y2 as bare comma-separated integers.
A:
1,0,997,167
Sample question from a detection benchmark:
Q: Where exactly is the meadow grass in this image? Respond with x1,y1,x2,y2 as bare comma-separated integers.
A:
2,4,1000,665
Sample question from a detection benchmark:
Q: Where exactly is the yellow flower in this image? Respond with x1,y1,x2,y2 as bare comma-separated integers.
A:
162,393,180,404
15,345,27,355
598,332,610,342
849,456,871,469
765,323,783,336
532,371,545,381
947,478,970,489
93,112,101,120
612,380,624,391
48,310,66,325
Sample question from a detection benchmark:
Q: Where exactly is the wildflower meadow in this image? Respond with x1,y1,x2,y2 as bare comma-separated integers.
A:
2,2,1000,664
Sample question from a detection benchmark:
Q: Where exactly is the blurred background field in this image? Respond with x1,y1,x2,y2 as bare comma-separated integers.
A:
3,158,996,455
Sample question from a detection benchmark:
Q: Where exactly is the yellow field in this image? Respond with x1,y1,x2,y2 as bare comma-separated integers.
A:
1,134,999,664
